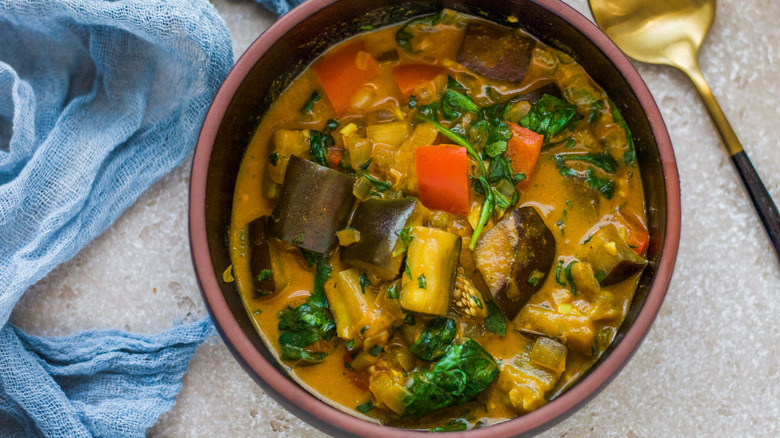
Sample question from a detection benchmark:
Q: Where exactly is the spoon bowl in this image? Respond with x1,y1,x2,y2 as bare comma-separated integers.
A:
590,0,780,260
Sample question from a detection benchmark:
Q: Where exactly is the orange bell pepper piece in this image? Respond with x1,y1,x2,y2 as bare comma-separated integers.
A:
415,145,470,215
392,64,444,98
505,122,543,191
313,41,379,115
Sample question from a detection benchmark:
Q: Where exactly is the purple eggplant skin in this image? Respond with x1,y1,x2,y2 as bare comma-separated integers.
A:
473,206,556,320
247,216,276,298
269,155,356,254
576,224,647,285
456,22,536,83
341,197,420,280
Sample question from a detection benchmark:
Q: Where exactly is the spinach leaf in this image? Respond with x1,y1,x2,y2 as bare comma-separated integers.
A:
363,173,392,192
401,339,500,418
395,12,445,53
430,419,468,432
309,130,334,167
484,300,506,336
409,317,457,361
277,260,335,364
441,89,479,120
487,155,513,184
554,152,618,173
584,169,615,199
609,99,637,166
520,94,581,140
301,91,320,114
359,272,370,294
356,401,374,413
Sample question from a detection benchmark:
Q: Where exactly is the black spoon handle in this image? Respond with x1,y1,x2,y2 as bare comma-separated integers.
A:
731,150,780,259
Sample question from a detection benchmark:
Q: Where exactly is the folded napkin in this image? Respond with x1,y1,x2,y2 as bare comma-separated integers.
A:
255,0,306,16
0,0,232,436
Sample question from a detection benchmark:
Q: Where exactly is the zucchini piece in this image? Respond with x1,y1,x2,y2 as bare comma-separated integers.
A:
341,197,421,280
576,224,647,285
269,155,356,254
473,206,556,320
400,226,462,316
515,304,595,355
456,22,535,83
247,216,286,297
323,268,393,341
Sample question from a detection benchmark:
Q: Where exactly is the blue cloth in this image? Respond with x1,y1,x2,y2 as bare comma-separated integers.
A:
0,0,233,436
255,0,306,16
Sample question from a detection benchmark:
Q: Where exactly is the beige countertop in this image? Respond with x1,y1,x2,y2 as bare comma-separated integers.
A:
10,0,780,436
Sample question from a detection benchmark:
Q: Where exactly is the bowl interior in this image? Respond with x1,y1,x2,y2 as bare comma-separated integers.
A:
193,0,678,436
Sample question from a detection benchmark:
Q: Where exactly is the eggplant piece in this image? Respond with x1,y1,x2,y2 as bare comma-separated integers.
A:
456,22,535,83
247,216,279,298
341,197,421,280
400,226,462,316
269,155,355,254
519,82,563,105
473,206,556,320
576,224,647,285
515,304,595,355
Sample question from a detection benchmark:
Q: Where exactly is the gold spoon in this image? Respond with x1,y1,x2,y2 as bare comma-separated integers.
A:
589,0,780,259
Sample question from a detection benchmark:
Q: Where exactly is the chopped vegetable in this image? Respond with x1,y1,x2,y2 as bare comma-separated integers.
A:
277,261,336,364
516,304,595,355
269,156,356,254
313,40,379,115
529,337,567,373
268,129,310,184
453,266,488,320
409,317,457,361
520,94,581,141
324,268,391,340
415,145,470,215
342,197,421,280
392,64,444,98
401,339,499,417
615,207,649,255
457,22,535,83
575,224,647,285
246,216,285,298
473,206,556,320
610,99,637,166
400,226,462,316
505,123,543,191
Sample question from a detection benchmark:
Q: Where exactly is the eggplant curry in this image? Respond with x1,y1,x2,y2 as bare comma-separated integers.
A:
228,9,648,431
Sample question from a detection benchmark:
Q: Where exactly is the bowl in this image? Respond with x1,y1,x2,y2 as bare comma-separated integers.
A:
189,0,681,436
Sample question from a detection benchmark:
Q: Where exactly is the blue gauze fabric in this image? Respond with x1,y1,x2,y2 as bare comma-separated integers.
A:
0,0,233,436
254,0,306,16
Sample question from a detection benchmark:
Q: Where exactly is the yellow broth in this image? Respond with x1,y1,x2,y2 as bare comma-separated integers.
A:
228,10,647,430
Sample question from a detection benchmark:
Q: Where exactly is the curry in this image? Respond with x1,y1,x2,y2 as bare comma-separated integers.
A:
228,9,648,431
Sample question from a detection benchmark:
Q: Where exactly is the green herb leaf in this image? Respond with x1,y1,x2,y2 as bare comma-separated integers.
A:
363,173,392,192
395,12,445,53
441,89,479,120
410,317,456,361
417,274,428,289
563,260,578,295
404,312,416,326
326,118,339,131
609,99,636,166
584,169,615,199
595,269,607,285
299,248,324,267
309,130,334,167
430,419,468,432
256,269,273,283
487,155,513,184
408,95,417,109
356,401,374,413
396,227,414,247
292,233,306,245
555,259,566,286
485,140,507,158
359,273,370,294
527,270,544,287
405,261,413,279
369,345,385,357
520,94,581,140
268,152,279,166
554,152,618,173
386,283,399,299
301,90,320,114
484,301,506,336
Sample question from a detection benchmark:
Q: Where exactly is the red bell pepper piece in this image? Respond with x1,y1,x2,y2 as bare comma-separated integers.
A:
415,145,470,215
313,41,379,115
326,147,344,169
505,122,543,191
392,64,444,98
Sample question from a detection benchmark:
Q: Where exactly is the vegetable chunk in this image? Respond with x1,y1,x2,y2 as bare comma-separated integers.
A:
246,216,285,297
400,226,462,316
415,145,470,215
576,224,648,285
269,155,356,254
457,22,535,83
313,40,379,115
342,197,421,280
474,206,556,320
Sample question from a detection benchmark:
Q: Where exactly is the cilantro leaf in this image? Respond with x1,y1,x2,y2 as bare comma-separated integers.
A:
484,301,506,336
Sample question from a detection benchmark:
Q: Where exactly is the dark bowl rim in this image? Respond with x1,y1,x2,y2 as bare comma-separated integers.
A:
189,0,681,436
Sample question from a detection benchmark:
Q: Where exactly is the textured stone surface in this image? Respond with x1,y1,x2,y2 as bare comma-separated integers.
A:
9,0,780,436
